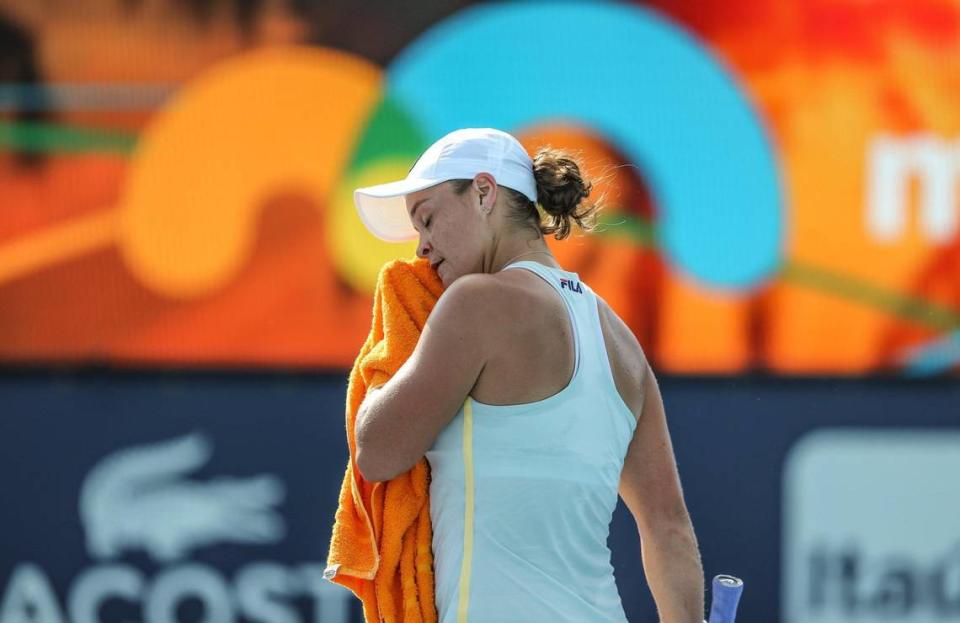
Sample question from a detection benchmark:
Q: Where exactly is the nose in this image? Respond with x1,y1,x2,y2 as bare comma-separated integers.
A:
416,237,431,259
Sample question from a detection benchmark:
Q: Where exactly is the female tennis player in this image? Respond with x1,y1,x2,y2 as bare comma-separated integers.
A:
353,128,704,623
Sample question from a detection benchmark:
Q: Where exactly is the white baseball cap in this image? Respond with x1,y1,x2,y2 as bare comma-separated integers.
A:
354,127,538,242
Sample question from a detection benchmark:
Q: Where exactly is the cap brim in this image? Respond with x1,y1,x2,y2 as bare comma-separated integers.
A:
354,177,442,242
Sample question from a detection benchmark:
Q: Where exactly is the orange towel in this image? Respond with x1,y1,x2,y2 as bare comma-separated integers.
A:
325,257,444,623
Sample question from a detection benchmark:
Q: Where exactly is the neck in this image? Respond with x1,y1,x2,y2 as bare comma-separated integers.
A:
486,232,558,273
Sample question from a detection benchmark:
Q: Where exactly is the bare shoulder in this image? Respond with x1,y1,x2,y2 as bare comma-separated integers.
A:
429,269,572,377
425,272,529,349
594,296,644,355
595,296,649,421
433,272,518,319
436,270,549,322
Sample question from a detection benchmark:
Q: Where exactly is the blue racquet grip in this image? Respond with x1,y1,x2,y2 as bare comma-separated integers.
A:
707,575,743,623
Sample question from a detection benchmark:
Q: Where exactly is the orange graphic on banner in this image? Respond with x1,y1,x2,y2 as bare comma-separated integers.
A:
1,0,959,373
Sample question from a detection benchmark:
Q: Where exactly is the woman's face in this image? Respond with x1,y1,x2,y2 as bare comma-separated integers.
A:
405,179,491,287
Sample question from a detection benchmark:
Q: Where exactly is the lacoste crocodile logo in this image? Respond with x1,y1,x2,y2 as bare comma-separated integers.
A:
79,432,286,562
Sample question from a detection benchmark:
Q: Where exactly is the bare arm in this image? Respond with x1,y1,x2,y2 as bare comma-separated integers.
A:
355,275,493,482
619,363,704,623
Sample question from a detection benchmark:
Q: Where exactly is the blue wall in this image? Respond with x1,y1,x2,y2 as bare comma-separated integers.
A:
0,372,957,622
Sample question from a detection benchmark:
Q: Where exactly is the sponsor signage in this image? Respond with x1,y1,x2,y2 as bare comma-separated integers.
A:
783,430,960,623
0,379,357,623
3,374,959,622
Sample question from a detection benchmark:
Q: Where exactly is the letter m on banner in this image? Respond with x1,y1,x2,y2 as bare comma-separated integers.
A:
867,134,960,244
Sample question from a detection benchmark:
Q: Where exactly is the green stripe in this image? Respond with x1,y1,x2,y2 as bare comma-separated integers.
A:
591,213,960,331
781,261,960,331
0,120,137,154
0,83,174,112
591,212,657,246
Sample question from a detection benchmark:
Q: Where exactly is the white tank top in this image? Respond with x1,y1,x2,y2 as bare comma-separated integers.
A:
424,260,638,623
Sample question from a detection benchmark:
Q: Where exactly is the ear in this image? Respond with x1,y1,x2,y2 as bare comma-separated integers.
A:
473,173,498,213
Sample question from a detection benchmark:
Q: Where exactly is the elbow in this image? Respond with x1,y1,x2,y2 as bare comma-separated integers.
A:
355,439,417,483
354,398,415,482
355,428,405,483
355,444,393,483
355,425,389,482
355,402,390,482
638,504,696,540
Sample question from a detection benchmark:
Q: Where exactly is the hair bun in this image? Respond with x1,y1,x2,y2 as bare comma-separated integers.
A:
532,148,599,240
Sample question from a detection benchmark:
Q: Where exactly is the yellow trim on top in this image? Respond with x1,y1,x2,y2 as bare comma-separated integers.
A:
456,398,475,623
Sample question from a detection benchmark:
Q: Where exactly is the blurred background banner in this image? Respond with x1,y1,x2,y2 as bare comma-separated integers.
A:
2,0,959,375
783,429,960,623
0,373,359,623
2,373,956,623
